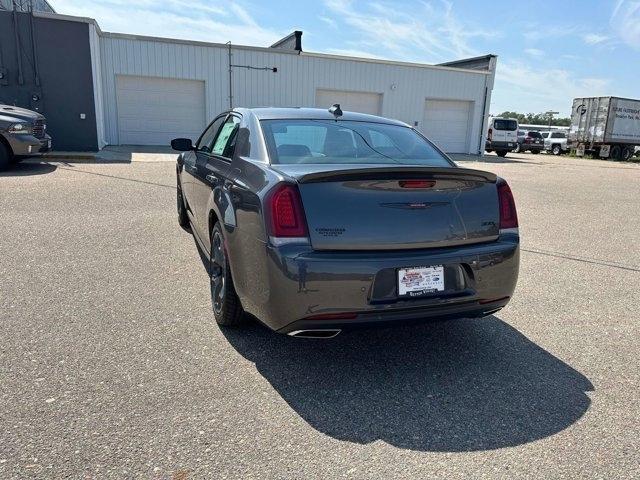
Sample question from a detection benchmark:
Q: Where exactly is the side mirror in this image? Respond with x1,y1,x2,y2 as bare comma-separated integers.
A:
171,138,193,151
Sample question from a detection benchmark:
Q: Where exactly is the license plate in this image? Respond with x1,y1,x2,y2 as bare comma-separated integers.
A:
507,143,513,147
398,265,445,297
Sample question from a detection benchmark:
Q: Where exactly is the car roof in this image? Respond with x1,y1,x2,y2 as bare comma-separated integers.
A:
236,107,409,127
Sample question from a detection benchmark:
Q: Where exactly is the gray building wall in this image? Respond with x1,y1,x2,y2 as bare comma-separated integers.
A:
0,11,98,150
99,33,493,153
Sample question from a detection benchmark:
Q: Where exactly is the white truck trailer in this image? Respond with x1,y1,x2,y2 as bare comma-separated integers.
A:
568,96,640,160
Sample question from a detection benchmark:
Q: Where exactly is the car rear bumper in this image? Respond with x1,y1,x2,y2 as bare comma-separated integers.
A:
248,235,520,333
524,144,544,151
7,134,52,156
485,141,516,151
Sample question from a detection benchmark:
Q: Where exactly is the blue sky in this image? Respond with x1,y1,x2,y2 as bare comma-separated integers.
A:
51,0,639,116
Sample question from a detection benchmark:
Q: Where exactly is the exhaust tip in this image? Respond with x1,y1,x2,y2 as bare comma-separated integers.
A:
288,329,342,339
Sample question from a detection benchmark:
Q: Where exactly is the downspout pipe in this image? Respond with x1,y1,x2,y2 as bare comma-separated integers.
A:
28,4,40,86
12,3,24,85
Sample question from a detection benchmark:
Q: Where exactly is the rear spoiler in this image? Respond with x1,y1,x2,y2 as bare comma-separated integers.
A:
295,166,497,184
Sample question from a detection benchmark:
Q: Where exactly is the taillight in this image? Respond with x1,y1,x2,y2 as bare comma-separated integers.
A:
524,136,532,144
267,184,308,238
497,178,518,230
488,127,493,141
399,180,436,189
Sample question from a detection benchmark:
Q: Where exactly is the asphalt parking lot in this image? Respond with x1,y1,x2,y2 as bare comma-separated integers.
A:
1,152,638,479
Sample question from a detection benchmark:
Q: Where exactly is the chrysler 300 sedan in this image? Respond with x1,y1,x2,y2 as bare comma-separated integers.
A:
172,107,519,338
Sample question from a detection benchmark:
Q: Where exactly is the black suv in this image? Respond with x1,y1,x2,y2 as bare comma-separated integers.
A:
0,104,52,171
514,130,544,154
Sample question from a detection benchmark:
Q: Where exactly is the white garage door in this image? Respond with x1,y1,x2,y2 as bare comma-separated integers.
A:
115,76,206,145
422,99,472,153
316,89,382,115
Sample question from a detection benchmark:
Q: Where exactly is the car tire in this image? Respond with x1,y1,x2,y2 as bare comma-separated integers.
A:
610,145,622,161
513,144,521,153
496,150,507,157
0,142,11,172
552,145,561,155
210,222,244,327
621,146,632,161
176,177,191,232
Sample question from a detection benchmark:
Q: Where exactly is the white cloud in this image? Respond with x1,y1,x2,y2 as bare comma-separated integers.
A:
522,23,579,41
322,0,497,62
582,33,609,45
524,48,544,57
491,61,610,115
50,0,284,46
610,0,640,49
319,16,338,29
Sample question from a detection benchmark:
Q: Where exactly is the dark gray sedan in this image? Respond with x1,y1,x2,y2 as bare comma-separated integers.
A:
172,107,519,338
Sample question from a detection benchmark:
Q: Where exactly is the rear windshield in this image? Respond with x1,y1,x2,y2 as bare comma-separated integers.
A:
551,132,566,138
493,119,518,131
261,119,453,166
527,131,543,138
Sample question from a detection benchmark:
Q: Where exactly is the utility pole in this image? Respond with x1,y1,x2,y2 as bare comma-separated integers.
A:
227,41,277,109
546,111,559,130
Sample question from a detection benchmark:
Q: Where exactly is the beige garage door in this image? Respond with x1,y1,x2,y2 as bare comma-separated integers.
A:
422,99,472,153
116,76,206,145
316,89,382,115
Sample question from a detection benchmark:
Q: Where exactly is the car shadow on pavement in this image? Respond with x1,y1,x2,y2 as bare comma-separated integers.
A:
222,318,593,452
0,161,57,176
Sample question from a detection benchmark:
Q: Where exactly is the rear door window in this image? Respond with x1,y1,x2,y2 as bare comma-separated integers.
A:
494,119,518,131
211,116,240,158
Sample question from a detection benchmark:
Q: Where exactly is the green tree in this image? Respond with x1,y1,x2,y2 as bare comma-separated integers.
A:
497,111,571,126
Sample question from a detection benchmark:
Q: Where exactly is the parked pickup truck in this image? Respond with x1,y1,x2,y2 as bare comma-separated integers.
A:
0,104,52,171
542,131,569,155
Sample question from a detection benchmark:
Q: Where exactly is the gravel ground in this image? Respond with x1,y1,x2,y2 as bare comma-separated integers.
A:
0,152,638,479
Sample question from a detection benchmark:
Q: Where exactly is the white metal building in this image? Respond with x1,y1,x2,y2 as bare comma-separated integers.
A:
67,13,497,154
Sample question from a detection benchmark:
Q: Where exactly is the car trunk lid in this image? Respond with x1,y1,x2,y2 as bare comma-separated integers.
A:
272,165,500,251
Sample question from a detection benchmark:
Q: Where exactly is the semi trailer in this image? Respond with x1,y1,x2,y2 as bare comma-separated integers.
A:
568,96,640,161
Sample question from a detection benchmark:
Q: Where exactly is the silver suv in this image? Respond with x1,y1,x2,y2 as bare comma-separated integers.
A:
542,131,568,155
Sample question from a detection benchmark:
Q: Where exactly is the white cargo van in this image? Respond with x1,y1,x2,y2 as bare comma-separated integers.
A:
485,117,518,157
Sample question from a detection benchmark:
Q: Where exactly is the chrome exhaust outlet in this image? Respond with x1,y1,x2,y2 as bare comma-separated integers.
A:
287,329,342,339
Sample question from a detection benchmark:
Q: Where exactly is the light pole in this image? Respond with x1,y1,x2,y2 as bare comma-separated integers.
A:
545,111,559,130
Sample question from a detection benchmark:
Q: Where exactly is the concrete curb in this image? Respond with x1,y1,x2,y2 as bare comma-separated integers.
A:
43,153,98,161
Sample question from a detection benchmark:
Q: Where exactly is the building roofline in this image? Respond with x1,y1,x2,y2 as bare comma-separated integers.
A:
301,51,491,75
33,11,103,33
32,11,492,75
437,54,497,67
101,31,303,55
